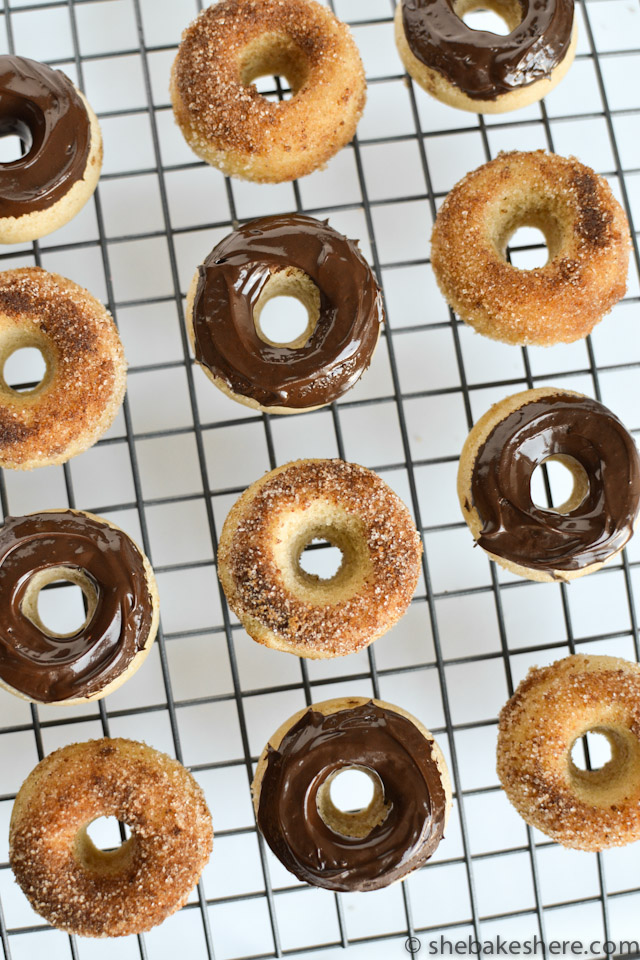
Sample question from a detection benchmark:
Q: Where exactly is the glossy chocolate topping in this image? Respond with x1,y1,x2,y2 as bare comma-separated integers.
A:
0,511,154,702
191,214,384,409
0,55,91,218
401,0,574,101
256,702,448,891
470,393,640,572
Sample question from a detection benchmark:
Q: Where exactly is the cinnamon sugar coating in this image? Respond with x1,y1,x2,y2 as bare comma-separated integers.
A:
218,459,422,658
0,268,126,469
498,655,640,850
9,738,213,937
431,150,630,345
170,0,366,182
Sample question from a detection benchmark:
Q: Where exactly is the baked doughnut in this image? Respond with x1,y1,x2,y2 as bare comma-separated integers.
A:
457,387,640,583
431,150,631,345
217,459,422,658
186,214,384,413
395,0,577,114
252,696,451,891
498,654,640,850
170,0,366,182
9,738,213,936
0,55,102,244
0,509,159,705
0,267,126,469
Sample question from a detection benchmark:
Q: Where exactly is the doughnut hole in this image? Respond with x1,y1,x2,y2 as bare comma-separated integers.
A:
74,818,136,875
568,725,640,804
37,581,87,636
530,455,590,514
0,334,53,395
85,815,128,850
454,0,522,34
239,34,310,99
271,502,373,603
316,765,391,839
253,267,320,348
21,565,98,639
506,226,549,268
0,117,33,163
0,135,23,163
571,731,612,772
299,540,344,580
488,192,568,268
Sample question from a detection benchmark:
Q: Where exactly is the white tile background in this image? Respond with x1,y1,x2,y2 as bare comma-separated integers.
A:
0,0,639,958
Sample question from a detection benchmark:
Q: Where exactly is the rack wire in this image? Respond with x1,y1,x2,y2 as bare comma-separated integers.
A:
0,0,639,957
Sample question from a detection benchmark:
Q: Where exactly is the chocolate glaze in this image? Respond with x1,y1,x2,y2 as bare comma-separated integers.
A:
0,511,154,702
401,0,574,101
0,55,91,218
256,702,447,891
191,214,384,409
470,393,640,572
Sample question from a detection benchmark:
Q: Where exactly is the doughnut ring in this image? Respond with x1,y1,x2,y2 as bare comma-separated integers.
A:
395,0,577,114
0,509,159,704
457,387,640,582
252,697,451,891
0,55,102,244
186,214,384,413
170,0,366,183
431,151,631,345
498,654,640,850
217,459,423,658
9,738,214,936
0,267,127,469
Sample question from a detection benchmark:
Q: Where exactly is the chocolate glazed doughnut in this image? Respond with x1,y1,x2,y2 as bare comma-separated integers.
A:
0,56,102,244
186,214,384,414
395,0,577,114
0,510,159,704
252,698,452,891
457,388,640,582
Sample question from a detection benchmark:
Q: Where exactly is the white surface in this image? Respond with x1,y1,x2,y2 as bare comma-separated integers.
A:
0,0,640,958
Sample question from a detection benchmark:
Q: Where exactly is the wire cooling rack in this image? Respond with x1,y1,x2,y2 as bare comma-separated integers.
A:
0,0,640,958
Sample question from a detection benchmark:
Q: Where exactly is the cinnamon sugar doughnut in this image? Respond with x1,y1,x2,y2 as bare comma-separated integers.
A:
252,697,451,891
431,151,631,345
0,267,126,469
457,387,640,583
170,0,366,183
497,654,640,850
217,459,423,658
9,738,213,937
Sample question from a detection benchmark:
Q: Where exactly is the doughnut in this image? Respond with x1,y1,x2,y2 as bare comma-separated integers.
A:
170,0,366,183
0,55,102,244
217,459,422,658
252,697,451,891
186,214,384,413
457,387,640,583
0,509,159,705
9,738,213,936
395,0,577,114
0,267,127,469
431,150,631,345
497,654,640,850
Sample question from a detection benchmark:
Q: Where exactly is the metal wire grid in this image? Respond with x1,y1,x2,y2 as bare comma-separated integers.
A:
0,0,638,957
